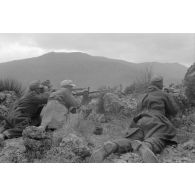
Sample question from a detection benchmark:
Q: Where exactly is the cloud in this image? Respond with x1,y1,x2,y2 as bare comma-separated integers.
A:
52,49,84,53
0,39,46,62
0,34,86,62
0,33,194,66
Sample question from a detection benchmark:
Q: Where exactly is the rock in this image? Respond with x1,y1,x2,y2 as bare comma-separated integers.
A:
103,93,137,117
59,133,91,158
39,133,91,163
184,63,195,105
0,138,27,163
23,126,49,139
82,93,137,122
120,153,132,161
113,159,127,163
120,152,142,163
22,126,52,161
182,139,195,150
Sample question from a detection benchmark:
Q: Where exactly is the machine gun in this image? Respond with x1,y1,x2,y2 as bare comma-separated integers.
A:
72,87,111,105
73,87,111,96
72,87,88,92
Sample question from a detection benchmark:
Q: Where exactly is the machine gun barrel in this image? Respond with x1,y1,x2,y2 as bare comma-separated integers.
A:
73,89,110,96
72,88,88,91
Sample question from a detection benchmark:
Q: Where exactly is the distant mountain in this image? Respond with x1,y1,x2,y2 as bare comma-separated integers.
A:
0,52,187,89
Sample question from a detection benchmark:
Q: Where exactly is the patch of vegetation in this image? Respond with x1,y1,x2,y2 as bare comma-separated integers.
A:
0,78,25,97
124,66,153,94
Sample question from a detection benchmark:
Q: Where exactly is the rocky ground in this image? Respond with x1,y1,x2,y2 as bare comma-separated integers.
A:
1,116,195,163
0,90,195,163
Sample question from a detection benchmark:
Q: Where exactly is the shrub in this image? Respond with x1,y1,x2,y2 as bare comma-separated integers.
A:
0,78,25,97
124,66,153,94
124,82,136,95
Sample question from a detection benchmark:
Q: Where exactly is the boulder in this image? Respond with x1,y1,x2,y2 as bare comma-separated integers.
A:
103,93,137,116
0,138,27,163
182,139,195,150
60,134,91,158
41,133,91,163
22,126,52,161
184,63,195,105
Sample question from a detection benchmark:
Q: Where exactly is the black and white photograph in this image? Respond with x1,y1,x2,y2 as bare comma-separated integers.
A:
0,33,194,163
0,1,195,195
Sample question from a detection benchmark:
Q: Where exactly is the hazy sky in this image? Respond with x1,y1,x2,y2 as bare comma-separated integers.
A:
0,33,194,66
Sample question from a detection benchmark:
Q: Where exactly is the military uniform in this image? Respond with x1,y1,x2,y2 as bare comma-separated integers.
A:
114,85,179,154
40,82,80,130
3,91,49,138
48,88,79,110
90,76,179,163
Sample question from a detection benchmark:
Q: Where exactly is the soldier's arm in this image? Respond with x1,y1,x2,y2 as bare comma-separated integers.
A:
61,90,80,109
69,94,80,108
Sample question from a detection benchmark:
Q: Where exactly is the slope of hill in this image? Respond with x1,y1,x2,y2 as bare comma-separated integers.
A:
0,52,187,89
138,62,187,84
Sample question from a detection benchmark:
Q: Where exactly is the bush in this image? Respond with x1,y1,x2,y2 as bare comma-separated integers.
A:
124,83,136,95
124,66,153,94
0,78,25,97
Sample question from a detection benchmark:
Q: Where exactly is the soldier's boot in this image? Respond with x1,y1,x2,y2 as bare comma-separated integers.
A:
89,141,118,163
131,140,158,163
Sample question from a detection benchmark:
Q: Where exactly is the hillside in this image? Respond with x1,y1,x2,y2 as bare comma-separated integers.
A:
0,52,187,89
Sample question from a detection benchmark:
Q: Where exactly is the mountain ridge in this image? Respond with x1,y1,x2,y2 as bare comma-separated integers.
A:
0,52,187,89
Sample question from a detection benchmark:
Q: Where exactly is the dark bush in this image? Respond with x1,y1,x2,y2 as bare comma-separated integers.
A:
0,78,25,97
